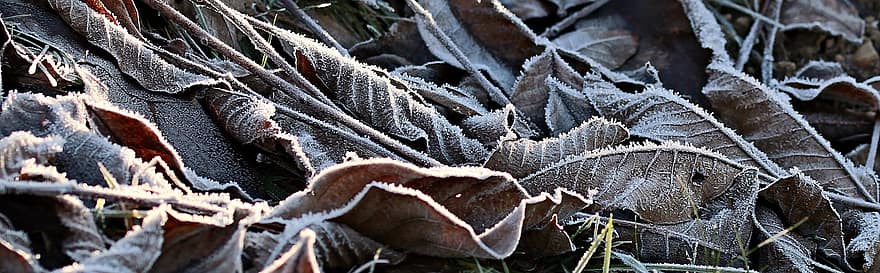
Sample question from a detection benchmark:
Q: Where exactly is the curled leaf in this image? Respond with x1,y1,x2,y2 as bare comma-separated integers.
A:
484,116,628,179
703,62,878,203
510,48,584,131
779,0,865,42
48,0,217,93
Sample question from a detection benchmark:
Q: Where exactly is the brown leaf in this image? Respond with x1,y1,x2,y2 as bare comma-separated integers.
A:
552,26,637,69
703,61,878,203
59,206,166,273
585,85,787,177
483,116,628,179
510,48,585,132
780,0,865,42
843,211,880,272
48,0,217,94
148,209,246,273
759,171,847,264
258,229,320,273
349,21,438,70
752,206,829,273
415,0,545,94
263,24,489,165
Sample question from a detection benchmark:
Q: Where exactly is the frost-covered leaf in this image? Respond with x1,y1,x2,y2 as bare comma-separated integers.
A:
246,221,404,271
585,86,787,177
460,105,535,147
262,24,489,165
147,209,245,273
258,229,319,273
570,0,726,104
391,73,488,117
0,132,64,180
521,141,751,225
780,0,865,42
510,48,584,131
204,89,313,176
499,0,550,19
759,171,847,263
59,207,166,273
544,77,597,135
703,62,878,202
349,21,438,70
48,0,217,93
415,0,544,94
267,159,588,259
54,196,105,262
775,62,878,145
0,212,41,273
484,116,628,179
752,206,828,273
552,26,637,69
843,211,880,272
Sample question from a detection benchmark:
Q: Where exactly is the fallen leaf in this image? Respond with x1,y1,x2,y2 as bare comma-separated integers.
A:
544,77,598,135
552,26,637,69
585,85,787,177
483,116,628,179
843,211,880,272
780,0,865,43
703,61,878,203
510,48,585,132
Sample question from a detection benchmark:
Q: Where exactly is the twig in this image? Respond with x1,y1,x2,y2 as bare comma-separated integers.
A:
735,20,761,71
708,0,783,29
0,180,229,215
824,192,880,211
141,0,442,167
404,0,512,106
540,0,609,38
867,118,880,179
197,0,336,107
278,0,349,56
759,0,782,84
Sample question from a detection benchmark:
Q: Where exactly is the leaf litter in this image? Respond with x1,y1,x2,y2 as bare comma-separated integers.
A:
1,0,880,272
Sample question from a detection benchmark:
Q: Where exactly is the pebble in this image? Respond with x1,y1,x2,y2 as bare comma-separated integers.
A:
853,40,879,69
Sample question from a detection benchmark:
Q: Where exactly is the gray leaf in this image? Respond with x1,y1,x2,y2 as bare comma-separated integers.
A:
47,0,217,93
544,77,598,135
58,207,165,273
510,48,585,131
415,0,544,94
752,206,828,273
552,26,637,69
0,132,64,180
780,0,865,43
703,61,878,203
484,116,628,179
585,85,787,177
843,211,880,272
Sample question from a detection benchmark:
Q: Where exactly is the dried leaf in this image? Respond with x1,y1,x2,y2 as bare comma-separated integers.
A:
59,207,166,273
258,229,319,273
521,141,751,224
618,168,759,264
752,206,828,273
483,116,628,179
703,61,878,202
843,211,880,272
780,0,865,42
48,0,217,93
499,0,550,20
268,159,588,259
265,24,489,165
585,85,787,177
415,0,544,94
460,105,536,147
544,77,598,135
391,73,488,117
148,209,245,273
552,26,637,69
510,48,585,131
759,171,847,263
0,132,64,180
55,196,106,262
0,212,41,273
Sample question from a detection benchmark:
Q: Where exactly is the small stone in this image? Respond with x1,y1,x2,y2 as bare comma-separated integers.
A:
734,16,751,33
853,40,880,69
836,54,846,63
775,61,797,76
